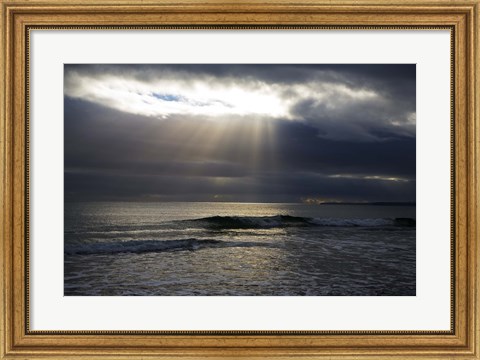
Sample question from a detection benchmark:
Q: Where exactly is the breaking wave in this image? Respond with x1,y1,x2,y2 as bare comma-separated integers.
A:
65,238,216,255
185,215,415,230
65,238,271,255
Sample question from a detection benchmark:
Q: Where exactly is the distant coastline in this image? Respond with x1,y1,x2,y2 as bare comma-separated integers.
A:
317,201,416,206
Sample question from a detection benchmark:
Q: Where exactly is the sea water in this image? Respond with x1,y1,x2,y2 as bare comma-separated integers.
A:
64,202,415,296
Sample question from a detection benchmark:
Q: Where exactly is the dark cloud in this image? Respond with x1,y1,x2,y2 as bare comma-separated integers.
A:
65,170,416,203
65,63,415,88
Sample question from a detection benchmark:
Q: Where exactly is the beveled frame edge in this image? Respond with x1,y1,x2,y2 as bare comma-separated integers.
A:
1,0,479,358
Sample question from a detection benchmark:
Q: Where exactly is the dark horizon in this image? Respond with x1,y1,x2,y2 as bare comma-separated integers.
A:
65,64,416,203
64,199,416,206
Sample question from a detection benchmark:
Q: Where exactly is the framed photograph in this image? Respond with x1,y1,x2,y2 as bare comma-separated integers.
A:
1,0,478,358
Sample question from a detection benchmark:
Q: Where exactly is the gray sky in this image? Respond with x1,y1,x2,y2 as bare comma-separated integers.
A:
64,64,416,203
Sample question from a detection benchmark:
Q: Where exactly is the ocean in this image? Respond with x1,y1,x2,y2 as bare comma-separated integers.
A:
64,202,416,296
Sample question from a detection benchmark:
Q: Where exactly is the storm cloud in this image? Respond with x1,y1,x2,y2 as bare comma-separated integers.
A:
65,64,416,203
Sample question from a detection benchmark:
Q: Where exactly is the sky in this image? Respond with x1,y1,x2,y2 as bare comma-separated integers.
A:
64,64,416,203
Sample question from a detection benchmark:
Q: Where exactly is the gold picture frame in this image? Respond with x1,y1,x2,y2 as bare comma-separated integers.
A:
1,0,479,358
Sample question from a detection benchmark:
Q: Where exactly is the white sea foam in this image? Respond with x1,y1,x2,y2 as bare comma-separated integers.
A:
64,238,221,255
310,218,395,227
